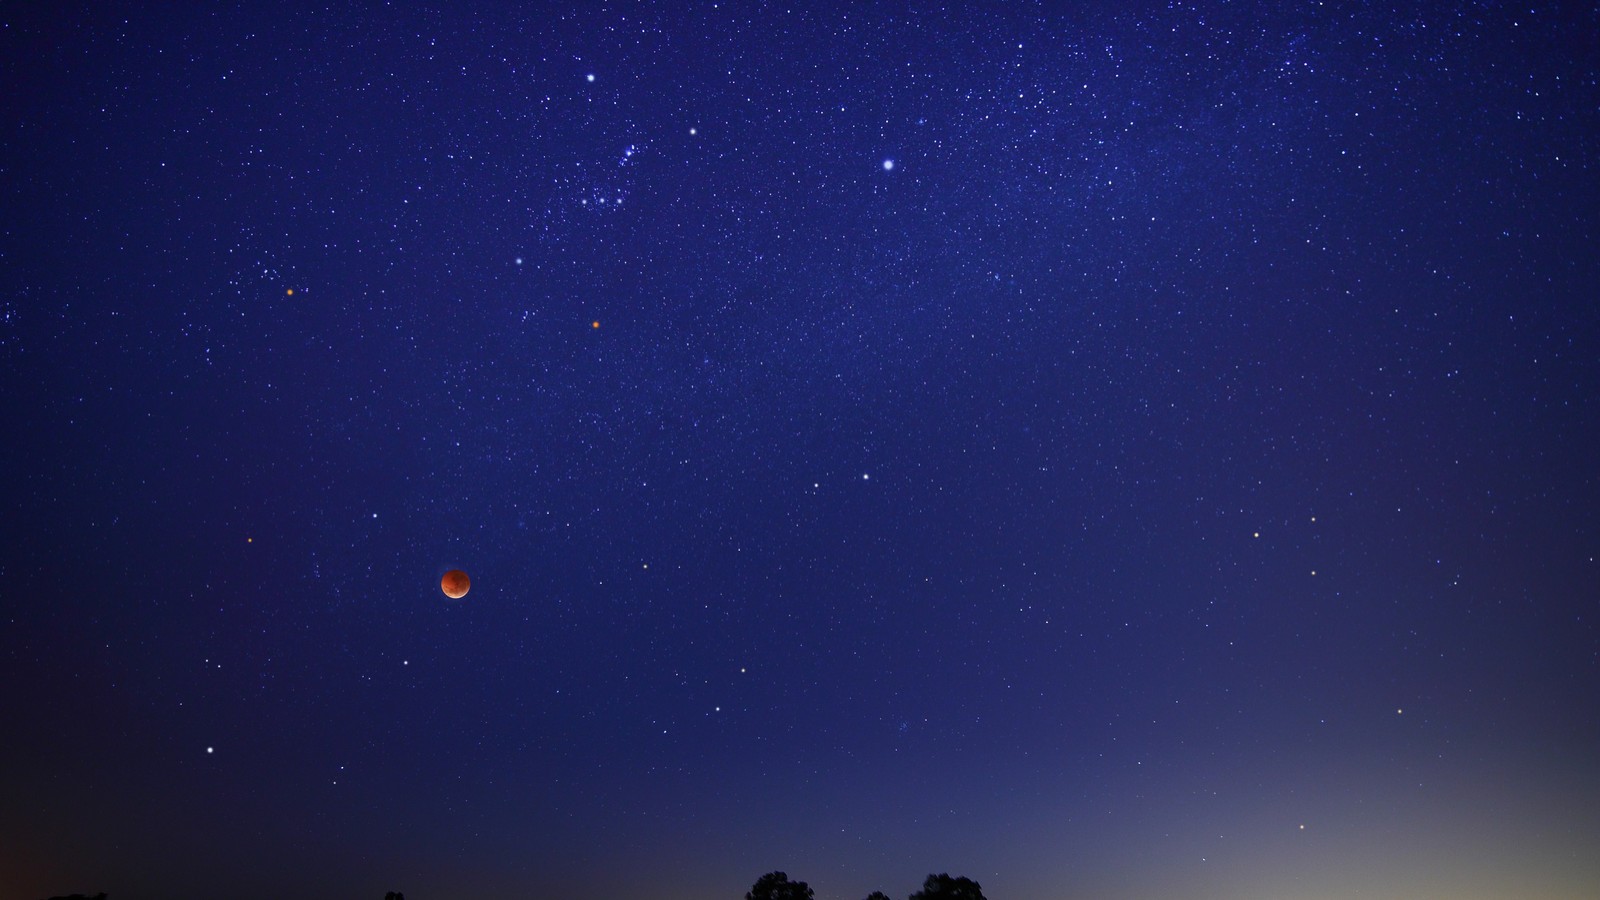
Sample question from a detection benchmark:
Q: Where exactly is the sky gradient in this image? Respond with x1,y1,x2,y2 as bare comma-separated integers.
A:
3,2,1598,899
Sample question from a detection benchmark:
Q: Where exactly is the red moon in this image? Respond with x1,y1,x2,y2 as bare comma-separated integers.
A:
440,569,470,599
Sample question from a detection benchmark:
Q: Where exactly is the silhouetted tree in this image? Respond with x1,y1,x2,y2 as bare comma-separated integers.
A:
863,892,892,900
747,871,814,900
44,894,107,900
910,873,986,900
384,893,405,900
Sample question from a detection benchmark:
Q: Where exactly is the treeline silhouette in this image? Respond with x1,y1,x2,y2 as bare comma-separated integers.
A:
40,883,409,890
43,873,982,899
749,870,987,900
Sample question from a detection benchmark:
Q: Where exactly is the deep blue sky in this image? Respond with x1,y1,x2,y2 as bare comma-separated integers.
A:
3,3,1598,899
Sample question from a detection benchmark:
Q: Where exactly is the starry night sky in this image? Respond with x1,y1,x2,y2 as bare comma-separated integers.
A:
3,3,1599,899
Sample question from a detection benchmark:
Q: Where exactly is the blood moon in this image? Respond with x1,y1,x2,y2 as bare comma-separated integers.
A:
440,569,471,599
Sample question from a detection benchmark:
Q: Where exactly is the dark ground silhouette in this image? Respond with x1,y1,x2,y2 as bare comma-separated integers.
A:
749,871,988,900
910,873,987,899
748,871,815,900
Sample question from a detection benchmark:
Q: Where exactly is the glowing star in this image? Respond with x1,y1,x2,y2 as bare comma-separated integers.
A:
515,257,523,265
592,320,600,329
206,747,214,754
882,159,895,171
285,288,295,296
586,73,595,82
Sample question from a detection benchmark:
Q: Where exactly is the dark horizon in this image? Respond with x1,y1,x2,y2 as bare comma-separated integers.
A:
3,2,1598,899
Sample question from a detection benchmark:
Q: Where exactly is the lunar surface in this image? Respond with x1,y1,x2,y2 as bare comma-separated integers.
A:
440,569,470,599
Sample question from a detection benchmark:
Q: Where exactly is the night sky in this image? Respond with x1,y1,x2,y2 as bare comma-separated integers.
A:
3,3,1599,899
